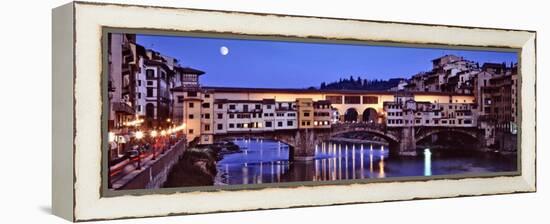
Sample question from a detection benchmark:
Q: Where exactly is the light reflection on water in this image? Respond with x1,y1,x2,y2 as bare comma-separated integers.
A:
214,138,516,185
424,148,432,176
214,138,389,185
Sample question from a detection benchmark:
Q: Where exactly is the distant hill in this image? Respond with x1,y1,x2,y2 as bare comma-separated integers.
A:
316,76,404,91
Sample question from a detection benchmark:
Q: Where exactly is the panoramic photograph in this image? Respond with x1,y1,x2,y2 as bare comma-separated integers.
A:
106,32,519,190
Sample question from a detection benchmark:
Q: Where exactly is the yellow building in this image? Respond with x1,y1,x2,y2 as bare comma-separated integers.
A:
181,89,203,144
296,98,314,129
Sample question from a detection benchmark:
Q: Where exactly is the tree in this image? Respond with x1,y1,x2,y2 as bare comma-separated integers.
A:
319,76,402,91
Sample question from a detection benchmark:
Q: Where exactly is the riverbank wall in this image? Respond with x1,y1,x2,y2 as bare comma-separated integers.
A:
114,139,186,190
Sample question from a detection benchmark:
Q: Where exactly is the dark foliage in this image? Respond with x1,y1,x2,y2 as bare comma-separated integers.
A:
318,76,404,91
163,148,218,187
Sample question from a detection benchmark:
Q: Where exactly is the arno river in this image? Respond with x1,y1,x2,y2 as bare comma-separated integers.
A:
214,139,517,185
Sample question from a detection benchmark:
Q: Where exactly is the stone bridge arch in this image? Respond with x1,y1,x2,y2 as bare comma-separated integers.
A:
214,133,296,148
330,128,399,145
415,128,479,144
329,124,405,155
212,129,330,161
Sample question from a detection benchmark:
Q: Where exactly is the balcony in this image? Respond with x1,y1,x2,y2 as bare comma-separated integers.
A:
111,102,135,115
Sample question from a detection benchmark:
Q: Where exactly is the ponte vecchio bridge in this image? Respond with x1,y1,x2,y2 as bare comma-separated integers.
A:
213,123,480,160
176,86,481,159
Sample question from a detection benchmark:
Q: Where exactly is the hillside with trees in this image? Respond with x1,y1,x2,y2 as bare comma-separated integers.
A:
316,76,404,91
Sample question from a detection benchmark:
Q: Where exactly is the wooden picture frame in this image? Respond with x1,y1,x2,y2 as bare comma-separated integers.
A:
52,1,536,221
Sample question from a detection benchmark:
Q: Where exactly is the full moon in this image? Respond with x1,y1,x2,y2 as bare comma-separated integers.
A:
220,46,229,56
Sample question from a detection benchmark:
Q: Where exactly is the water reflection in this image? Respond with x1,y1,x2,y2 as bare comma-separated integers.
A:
216,139,389,185
424,148,432,176
214,139,516,185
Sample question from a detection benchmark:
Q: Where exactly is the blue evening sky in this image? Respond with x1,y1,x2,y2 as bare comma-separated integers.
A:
136,34,517,88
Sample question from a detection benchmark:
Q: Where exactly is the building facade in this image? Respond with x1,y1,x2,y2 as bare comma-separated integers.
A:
107,33,139,131
384,93,477,128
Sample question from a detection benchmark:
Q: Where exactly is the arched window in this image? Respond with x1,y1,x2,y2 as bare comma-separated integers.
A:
344,108,358,122
362,108,378,123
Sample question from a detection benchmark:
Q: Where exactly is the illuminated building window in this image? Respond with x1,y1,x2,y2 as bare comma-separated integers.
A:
326,95,343,104
362,96,378,104
344,96,361,104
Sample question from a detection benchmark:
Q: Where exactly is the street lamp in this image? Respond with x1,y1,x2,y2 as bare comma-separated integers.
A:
166,118,172,129
135,131,144,140
107,132,115,188
135,131,144,169
151,130,158,160
160,130,167,154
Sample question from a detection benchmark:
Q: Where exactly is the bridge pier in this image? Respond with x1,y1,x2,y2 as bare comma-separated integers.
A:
291,129,317,161
396,126,417,156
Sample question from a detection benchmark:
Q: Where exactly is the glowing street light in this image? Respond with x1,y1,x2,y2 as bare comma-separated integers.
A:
107,132,116,188
123,119,144,127
161,130,169,155
151,130,159,160
134,130,144,170
135,131,144,140
108,132,115,143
